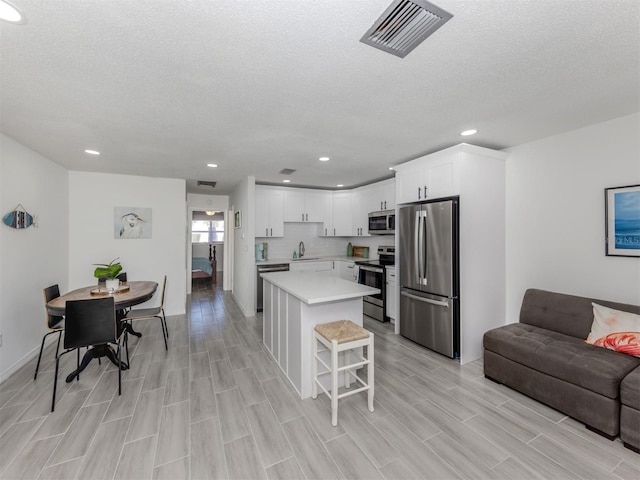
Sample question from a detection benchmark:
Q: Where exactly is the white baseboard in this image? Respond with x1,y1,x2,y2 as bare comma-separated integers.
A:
0,333,59,385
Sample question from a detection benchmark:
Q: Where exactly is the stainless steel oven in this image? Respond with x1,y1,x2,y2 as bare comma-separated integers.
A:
357,246,395,322
358,264,385,321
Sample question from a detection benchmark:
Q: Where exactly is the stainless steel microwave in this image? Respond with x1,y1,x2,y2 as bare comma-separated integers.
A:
368,210,395,235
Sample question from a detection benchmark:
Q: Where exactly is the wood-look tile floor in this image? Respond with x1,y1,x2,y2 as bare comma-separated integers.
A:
1,278,639,479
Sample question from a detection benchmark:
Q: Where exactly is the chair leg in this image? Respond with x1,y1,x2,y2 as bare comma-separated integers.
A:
158,316,168,350
117,344,122,396
125,330,130,366
331,340,339,427
52,355,60,412
368,334,375,413
162,309,169,339
34,334,48,380
76,348,80,381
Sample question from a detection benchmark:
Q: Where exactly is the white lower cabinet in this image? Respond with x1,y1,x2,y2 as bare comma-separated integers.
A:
385,266,396,321
337,261,358,282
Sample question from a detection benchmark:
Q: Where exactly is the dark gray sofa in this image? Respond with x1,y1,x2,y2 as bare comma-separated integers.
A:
483,288,640,444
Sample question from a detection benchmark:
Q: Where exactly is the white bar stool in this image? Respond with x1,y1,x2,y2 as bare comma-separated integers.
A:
312,320,374,426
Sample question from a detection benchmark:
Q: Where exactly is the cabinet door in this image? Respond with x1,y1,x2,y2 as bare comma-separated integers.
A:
386,268,397,320
351,190,370,236
268,189,285,237
339,261,357,282
427,160,460,199
396,163,429,204
283,190,305,222
332,192,352,236
380,180,395,210
320,194,333,236
255,187,269,237
305,191,325,222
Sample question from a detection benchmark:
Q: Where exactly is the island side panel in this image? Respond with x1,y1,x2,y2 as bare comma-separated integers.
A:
263,281,273,355
287,293,302,394
278,288,288,368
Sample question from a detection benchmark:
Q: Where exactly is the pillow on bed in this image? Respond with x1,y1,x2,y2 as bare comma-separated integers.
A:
586,303,640,357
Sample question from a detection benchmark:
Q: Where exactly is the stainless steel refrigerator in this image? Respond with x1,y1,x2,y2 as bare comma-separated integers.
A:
399,198,460,358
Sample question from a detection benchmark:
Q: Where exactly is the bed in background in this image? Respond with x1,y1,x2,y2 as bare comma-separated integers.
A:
192,245,217,284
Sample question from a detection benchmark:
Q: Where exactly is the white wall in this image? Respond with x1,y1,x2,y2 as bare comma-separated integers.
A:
505,113,640,323
186,193,230,293
0,134,69,381
68,172,186,316
229,176,256,316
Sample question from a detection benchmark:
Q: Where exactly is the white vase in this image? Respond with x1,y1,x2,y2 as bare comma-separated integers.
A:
105,279,120,291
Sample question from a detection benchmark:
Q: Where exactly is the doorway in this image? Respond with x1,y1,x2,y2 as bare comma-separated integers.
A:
190,210,226,292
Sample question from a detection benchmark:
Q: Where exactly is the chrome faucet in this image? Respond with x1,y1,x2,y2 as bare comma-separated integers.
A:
299,241,305,258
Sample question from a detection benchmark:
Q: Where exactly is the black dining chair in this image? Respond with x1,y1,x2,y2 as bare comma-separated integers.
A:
35,285,65,380
51,297,124,412
123,276,168,353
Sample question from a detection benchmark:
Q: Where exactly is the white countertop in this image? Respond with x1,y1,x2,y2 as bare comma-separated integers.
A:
256,255,370,266
260,271,379,305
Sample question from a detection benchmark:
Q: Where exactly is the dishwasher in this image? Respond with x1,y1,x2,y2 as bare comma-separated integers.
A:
256,263,289,312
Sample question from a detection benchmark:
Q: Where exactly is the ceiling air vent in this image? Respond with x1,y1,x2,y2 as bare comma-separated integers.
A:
197,181,217,188
360,0,453,58
279,168,296,175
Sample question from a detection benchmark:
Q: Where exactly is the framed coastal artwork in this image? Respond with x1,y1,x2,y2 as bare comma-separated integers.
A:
605,185,640,257
114,207,152,239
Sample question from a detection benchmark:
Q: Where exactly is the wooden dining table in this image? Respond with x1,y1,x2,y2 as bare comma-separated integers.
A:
47,281,158,382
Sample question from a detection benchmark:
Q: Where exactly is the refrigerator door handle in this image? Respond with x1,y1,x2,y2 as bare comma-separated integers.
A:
414,211,421,284
416,210,427,286
401,290,449,308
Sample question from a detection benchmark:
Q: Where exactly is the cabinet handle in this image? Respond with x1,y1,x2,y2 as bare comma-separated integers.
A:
301,213,304,221
270,228,272,236
266,228,268,236
333,228,336,236
424,185,427,197
325,228,327,235
384,201,387,210
380,201,383,210
305,213,308,221
418,187,421,199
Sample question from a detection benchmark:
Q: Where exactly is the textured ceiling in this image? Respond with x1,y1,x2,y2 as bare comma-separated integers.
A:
1,0,638,195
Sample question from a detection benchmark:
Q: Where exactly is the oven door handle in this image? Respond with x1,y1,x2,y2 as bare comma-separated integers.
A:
359,265,384,274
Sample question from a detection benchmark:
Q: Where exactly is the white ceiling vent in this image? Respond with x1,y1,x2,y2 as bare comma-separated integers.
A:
360,0,453,58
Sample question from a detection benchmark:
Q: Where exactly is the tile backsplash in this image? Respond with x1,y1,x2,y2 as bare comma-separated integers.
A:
256,223,393,261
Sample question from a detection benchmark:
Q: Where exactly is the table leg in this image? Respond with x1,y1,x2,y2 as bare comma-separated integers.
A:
65,344,128,383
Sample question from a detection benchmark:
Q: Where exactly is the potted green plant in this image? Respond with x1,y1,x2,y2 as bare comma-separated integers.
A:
93,258,123,290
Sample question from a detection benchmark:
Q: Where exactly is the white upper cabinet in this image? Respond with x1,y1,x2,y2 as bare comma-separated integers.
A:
331,192,353,237
283,189,327,222
255,186,284,237
367,179,395,211
395,148,462,204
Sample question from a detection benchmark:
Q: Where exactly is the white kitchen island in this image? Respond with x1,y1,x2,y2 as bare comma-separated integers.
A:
260,271,379,399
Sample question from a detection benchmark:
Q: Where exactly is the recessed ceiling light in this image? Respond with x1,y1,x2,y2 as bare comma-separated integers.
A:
388,167,394,170
319,157,330,162
282,179,291,183
337,184,344,187
84,149,100,155
460,129,478,136
0,1,26,24
207,163,218,168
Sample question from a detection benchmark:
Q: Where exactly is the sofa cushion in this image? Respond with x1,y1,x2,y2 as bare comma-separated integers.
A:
520,289,640,340
621,366,640,408
586,303,640,357
484,323,640,399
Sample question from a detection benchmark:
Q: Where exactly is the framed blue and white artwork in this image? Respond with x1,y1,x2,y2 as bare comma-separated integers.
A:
605,185,640,257
114,207,152,239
